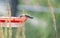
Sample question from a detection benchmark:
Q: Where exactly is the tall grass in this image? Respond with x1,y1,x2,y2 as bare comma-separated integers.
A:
16,22,21,38
22,22,26,38
8,0,12,38
16,22,26,38
4,21,8,38
48,0,58,38
0,22,4,38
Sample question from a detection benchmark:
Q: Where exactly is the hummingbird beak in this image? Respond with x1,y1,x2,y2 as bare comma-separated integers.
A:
25,15,33,19
20,15,33,19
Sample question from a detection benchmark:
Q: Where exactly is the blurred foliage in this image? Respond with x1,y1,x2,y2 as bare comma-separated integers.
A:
17,0,60,38
0,0,60,38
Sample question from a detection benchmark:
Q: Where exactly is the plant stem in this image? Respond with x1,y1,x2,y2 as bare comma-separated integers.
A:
48,0,58,38
16,23,21,38
22,22,26,38
0,22,4,38
8,0,12,38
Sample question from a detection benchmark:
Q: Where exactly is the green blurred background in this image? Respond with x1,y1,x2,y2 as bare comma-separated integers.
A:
0,0,60,38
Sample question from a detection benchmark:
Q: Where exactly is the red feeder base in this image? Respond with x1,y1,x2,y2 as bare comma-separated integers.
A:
0,17,27,23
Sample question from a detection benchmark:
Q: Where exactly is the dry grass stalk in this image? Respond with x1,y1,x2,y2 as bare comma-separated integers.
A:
16,22,26,38
22,22,26,38
16,22,21,38
0,22,4,38
48,0,58,38
8,1,12,38
4,20,8,38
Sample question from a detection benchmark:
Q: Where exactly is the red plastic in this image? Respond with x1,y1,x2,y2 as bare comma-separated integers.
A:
0,17,28,23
